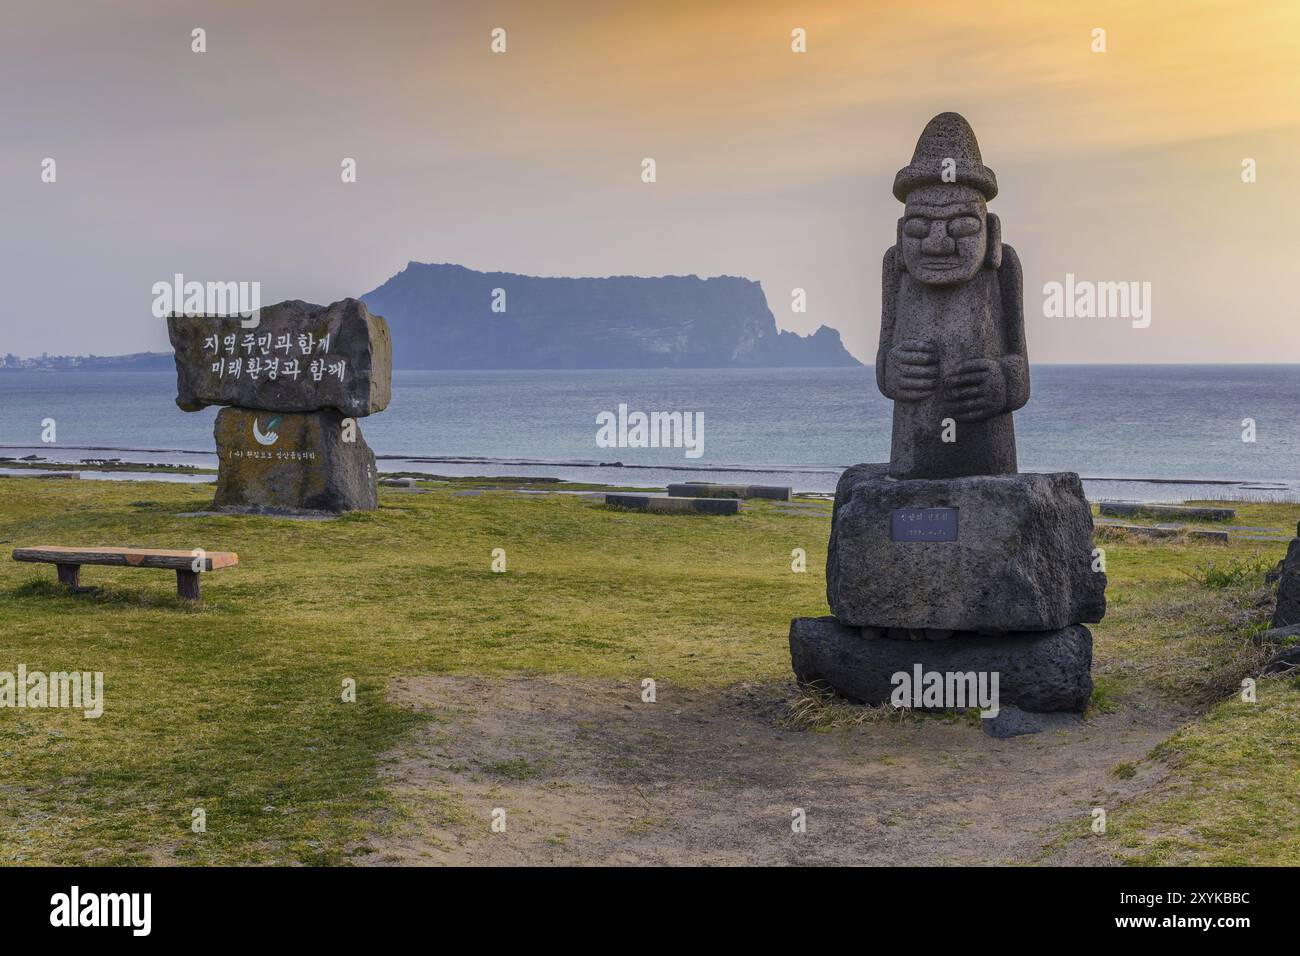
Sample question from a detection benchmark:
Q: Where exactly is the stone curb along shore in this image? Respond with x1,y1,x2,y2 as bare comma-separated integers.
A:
168,298,392,514
789,112,1106,717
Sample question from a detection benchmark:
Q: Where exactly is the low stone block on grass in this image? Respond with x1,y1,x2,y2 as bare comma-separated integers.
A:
1098,502,1236,521
604,493,739,515
666,482,791,501
1097,522,1229,542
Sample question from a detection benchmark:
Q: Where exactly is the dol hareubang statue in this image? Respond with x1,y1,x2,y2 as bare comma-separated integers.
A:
878,112,1028,479
787,112,1106,719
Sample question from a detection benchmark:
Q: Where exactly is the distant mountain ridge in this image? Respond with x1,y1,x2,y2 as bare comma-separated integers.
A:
360,262,861,369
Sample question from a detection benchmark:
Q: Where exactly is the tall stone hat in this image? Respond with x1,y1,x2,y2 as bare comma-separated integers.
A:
892,111,998,201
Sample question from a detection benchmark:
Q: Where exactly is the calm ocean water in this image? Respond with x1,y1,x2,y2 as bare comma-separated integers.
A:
1,366,1296,501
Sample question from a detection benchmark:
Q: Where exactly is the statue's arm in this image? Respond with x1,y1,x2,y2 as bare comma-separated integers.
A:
876,247,901,399
998,243,1030,412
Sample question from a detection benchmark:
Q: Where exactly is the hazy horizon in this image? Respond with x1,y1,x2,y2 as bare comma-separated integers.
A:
3,0,1297,363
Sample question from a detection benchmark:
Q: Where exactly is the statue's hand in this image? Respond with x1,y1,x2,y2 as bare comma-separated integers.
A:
943,358,1007,422
887,339,940,401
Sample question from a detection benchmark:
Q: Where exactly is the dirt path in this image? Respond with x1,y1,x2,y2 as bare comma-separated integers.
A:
364,675,1190,866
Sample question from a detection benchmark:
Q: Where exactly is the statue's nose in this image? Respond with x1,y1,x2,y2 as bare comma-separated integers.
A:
921,221,954,255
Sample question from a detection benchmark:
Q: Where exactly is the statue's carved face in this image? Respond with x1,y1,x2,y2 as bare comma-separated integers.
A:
899,185,988,285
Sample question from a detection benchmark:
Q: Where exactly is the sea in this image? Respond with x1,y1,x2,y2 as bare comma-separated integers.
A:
0,366,1296,502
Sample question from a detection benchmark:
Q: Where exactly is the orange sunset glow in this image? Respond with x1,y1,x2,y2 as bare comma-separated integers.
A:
4,0,1298,361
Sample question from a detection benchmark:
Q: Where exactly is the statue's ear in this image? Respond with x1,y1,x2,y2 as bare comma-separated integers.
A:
895,218,907,271
985,213,1002,269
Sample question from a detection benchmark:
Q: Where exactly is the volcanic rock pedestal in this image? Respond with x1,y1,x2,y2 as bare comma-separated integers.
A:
1270,524,1300,629
211,408,378,513
789,617,1094,714
169,298,392,514
827,465,1105,633
788,113,1106,715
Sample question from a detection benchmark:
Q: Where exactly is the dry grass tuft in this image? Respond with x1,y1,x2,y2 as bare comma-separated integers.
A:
781,684,909,730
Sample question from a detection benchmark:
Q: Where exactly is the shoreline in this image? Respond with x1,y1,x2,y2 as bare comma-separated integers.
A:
0,443,1285,488
1,446,1297,504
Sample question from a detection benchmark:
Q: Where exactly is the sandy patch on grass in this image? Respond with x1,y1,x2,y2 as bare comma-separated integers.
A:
364,675,1189,866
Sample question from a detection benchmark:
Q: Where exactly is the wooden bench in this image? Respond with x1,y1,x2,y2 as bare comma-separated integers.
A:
12,546,238,601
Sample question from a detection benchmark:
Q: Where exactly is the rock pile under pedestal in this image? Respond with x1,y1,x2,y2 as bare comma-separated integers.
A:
168,298,392,514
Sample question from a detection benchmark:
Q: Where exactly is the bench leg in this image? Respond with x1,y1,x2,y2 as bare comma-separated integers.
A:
56,563,81,589
176,569,201,601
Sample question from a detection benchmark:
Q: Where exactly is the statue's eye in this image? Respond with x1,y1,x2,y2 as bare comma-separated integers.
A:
948,216,981,238
903,218,929,238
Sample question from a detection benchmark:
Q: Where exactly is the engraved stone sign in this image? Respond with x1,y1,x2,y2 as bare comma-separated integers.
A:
168,298,391,418
168,297,391,514
890,506,958,542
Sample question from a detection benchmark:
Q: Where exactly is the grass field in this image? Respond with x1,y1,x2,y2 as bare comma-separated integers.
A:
0,476,1296,865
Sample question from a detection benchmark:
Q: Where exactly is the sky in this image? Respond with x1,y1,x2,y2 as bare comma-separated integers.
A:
2,0,1298,363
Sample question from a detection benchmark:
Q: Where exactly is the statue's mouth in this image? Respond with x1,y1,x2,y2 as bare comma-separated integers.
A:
920,258,962,267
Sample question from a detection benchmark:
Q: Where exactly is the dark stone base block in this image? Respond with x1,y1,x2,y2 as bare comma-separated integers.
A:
1271,530,1300,628
213,408,377,514
827,464,1106,632
789,616,1094,713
